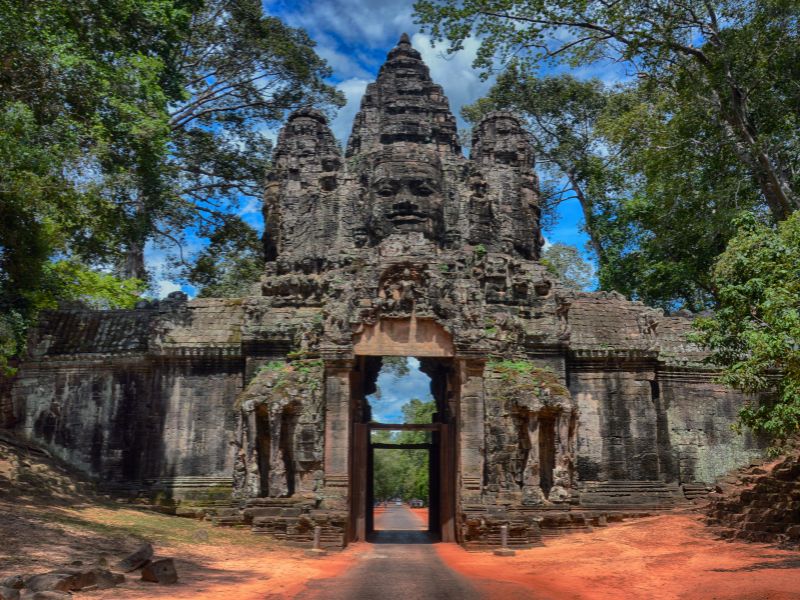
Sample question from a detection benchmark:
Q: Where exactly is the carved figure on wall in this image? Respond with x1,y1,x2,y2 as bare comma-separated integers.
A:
367,148,445,244
376,263,428,315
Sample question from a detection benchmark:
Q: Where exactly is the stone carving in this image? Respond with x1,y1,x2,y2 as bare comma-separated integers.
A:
8,34,767,551
367,148,444,244
235,360,325,500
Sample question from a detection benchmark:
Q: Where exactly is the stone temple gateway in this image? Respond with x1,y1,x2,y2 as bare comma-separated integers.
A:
7,35,765,549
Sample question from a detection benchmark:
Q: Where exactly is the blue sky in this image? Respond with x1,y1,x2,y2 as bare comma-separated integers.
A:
367,357,433,423
149,0,631,297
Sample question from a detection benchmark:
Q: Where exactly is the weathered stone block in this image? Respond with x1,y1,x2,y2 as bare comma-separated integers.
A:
117,542,153,572
141,559,178,584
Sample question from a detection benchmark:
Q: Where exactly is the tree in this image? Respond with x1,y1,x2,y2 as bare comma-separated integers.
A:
590,80,764,311
463,72,616,263
371,399,436,502
458,28,783,309
0,0,342,369
184,216,263,297
382,356,411,378
0,0,186,369
541,243,594,291
120,0,345,280
692,213,800,442
415,0,800,222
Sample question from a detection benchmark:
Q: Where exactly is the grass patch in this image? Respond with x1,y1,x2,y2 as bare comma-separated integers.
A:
42,506,276,549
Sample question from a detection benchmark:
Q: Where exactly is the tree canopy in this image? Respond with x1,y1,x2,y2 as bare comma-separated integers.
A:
416,0,800,221
372,399,436,502
692,213,800,443
422,0,800,437
0,0,341,370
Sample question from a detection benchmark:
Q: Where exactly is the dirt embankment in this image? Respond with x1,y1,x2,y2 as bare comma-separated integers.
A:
0,433,356,599
706,446,800,545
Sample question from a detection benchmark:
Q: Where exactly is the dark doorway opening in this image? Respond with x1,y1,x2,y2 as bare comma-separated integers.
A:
255,405,270,497
539,415,556,498
350,355,456,543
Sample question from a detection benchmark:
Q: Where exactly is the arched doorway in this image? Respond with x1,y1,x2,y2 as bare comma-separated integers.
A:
349,318,457,543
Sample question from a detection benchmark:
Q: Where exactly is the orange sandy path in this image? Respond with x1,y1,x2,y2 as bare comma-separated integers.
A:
410,506,429,525
87,541,365,600
435,513,800,600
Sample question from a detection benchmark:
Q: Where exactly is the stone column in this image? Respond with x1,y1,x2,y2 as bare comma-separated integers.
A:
525,415,541,488
458,359,485,499
550,410,576,501
322,360,354,504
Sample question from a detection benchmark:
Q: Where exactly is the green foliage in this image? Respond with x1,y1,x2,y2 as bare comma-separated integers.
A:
252,358,323,399
593,82,762,311
416,0,800,219
487,359,570,398
487,359,535,376
692,213,800,441
0,0,187,367
372,398,435,502
158,0,345,282
474,244,487,259
0,0,342,370
541,243,594,291
418,0,800,311
185,216,263,297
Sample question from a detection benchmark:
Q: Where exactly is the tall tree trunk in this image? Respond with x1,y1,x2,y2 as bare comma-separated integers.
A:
565,170,606,264
119,240,147,281
724,85,796,221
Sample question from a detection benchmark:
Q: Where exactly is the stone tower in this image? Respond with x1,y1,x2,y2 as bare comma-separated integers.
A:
8,36,765,549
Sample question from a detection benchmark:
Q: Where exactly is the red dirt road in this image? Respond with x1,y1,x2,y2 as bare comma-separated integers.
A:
3,500,799,599
436,513,800,600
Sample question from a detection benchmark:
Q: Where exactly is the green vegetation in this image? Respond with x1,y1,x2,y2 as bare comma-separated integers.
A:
0,0,341,369
418,0,800,438
420,0,800,311
372,399,435,502
487,359,570,398
692,213,800,441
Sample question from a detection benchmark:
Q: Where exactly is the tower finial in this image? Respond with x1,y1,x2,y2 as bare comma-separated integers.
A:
399,32,411,45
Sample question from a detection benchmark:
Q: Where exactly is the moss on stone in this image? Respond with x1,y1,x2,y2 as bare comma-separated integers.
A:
486,359,570,399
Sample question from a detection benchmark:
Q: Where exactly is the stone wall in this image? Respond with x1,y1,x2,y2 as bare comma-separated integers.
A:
569,361,661,482
10,296,246,504
660,371,764,484
12,357,241,491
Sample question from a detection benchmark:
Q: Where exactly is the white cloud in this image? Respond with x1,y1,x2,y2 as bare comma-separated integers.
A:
144,240,198,300
274,0,415,47
155,279,183,298
368,357,433,423
316,42,373,80
412,33,494,130
330,77,370,146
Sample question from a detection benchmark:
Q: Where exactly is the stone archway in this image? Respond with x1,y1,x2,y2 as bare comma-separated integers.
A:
342,318,458,543
353,316,454,357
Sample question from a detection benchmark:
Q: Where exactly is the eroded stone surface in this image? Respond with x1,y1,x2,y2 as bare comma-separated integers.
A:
7,35,767,549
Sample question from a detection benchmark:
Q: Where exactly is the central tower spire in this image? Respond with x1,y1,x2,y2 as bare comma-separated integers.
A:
346,33,460,157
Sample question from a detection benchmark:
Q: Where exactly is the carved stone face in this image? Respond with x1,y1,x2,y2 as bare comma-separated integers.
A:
369,159,444,242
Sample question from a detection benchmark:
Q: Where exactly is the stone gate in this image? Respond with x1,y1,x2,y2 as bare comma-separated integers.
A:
6,35,766,549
